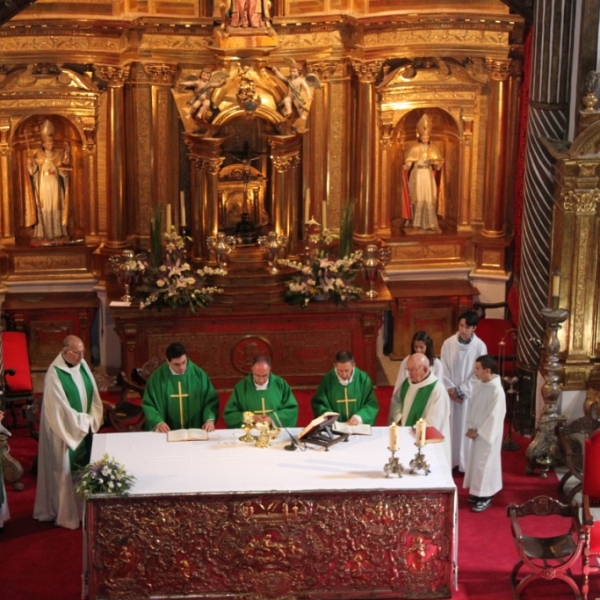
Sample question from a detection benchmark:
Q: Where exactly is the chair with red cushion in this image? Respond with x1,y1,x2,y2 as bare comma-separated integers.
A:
582,429,600,599
2,331,35,427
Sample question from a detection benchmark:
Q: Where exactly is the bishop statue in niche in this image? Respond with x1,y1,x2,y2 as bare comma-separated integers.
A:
24,119,71,241
402,114,444,233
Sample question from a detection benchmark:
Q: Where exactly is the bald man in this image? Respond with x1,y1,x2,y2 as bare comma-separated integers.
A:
388,353,451,466
34,335,103,530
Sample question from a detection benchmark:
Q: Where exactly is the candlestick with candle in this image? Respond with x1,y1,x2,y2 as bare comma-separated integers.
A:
384,422,403,477
180,191,187,227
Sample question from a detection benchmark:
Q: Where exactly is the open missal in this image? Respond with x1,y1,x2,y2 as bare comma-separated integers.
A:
411,426,444,443
332,421,372,436
298,412,340,439
167,428,208,442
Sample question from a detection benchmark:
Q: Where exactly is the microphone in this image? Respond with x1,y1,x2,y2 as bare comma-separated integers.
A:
272,410,304,451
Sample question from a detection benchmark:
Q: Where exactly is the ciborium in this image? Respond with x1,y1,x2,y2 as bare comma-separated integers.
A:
239,411,256,443
362,244,391,298
109,249,145,302
207,232,236,268
259,231,289,274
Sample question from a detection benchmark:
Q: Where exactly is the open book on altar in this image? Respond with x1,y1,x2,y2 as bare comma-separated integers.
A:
297,412,340,439
410,425,444,443
332,421,372,436
167,428,209,442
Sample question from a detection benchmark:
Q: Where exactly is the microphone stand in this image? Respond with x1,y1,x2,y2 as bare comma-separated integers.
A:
272,411,304,451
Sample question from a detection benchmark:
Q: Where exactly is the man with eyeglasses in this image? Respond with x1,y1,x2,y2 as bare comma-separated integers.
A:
388,353,451,466
223,354,298,428
142,342,219,434
34,335,103,529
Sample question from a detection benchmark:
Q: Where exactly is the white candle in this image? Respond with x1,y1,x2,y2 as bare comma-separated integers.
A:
304,188,311,224
389,422,399,451
180,191,187,227
552,271,560,298
165,204,172,232
416,419,426,447
322,200,327,231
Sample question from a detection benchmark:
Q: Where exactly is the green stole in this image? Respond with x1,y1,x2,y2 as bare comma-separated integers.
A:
400,378,437,426
55,365,94,471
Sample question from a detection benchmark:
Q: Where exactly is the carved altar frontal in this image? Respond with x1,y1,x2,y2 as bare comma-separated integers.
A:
85,428,456,599
85,489,454,600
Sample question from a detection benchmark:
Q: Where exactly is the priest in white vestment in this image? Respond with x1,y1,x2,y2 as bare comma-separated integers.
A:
464,355,506,512
441,310,487,472
34,335,103,530
0,411,10,529
389,353,451,467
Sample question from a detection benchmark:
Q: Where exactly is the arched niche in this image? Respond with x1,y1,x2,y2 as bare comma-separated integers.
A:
11,114,86,244
392,107,460,233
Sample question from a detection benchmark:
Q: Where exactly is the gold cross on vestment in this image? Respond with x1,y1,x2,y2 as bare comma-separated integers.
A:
170,382,189,428
253,397,273,417
336,388,356,419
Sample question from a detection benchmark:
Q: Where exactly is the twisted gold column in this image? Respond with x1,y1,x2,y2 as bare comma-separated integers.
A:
97,65,131,249
351,60,382,244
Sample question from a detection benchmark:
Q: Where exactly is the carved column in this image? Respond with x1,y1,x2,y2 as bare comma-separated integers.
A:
377,117,394,238
81,125,99,243
305,61,337,226
0,121,13,243
351,60,382,244
97,65,131,250
483,59,512,237
457,117,474,232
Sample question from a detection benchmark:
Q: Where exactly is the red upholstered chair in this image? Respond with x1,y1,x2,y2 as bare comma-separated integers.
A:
507,495,584,599
2,331,35,427
581,429,600,600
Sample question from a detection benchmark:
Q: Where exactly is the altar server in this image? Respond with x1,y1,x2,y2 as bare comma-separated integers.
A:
464,355,506,512
441,309,487,472
389,353,451,466
142,342,219,433
223,355,298,428
34,335,103,530
311,350,379,425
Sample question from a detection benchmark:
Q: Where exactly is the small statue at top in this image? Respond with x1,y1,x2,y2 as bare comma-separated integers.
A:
25,119,71,241
220,0,274,35
402,114,444,233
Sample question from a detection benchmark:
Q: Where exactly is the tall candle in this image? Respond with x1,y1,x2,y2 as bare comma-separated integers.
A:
551,271,561,298
165,204,172,232
180,191,187,227
389,422,399,451
304,188,311,224
322,200,327,231
416,419,426,447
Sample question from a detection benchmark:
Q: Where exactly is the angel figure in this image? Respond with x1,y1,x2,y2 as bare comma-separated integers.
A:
181,69,230,122
270,62,321,124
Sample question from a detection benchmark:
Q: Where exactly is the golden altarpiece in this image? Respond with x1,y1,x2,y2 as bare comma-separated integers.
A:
0,0,526,383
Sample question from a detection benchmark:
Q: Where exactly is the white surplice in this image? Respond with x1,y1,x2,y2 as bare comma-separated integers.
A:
33,353,103,530
393,356,444,395
463,375,506,497
388,371,452,466
441,333,487,471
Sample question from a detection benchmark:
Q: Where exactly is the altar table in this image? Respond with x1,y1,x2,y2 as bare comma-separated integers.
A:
84,428,457,600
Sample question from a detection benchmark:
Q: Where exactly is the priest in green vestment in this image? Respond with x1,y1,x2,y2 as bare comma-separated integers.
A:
311,351,379,425
142,343,219,433
223,355,298,428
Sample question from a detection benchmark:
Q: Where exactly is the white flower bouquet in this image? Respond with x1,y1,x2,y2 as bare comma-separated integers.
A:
73,453,136,499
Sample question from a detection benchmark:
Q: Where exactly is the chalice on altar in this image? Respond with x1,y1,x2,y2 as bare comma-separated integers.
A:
239,411,256,443
109,249,145,302
362,244,391,298
254,421,272,448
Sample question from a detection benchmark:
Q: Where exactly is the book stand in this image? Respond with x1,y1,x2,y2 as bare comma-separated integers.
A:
300,414,349,451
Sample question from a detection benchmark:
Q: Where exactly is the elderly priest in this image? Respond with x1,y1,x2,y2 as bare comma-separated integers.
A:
223,355,298,428
311,350,379,425
142,343,220,433
388,353,451,465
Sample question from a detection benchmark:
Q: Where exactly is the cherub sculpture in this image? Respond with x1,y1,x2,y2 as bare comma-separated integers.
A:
269,61,321,128
180,69,230,122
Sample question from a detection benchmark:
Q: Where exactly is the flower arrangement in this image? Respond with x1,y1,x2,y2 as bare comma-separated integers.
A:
279,250,364,308
139,227,226,312
73,453,136,499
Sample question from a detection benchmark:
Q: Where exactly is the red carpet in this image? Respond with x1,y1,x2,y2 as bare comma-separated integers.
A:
0,388,593,600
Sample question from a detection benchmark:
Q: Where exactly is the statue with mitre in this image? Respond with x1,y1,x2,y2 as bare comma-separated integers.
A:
402,114,445,232
25,119,71,240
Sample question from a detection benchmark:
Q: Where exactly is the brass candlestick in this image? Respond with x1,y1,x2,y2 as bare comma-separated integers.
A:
383,449,403,478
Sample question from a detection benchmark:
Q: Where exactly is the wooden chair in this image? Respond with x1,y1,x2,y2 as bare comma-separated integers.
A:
2,331,35,428
557,414,600,503
581,429,600,600
507,495,584,599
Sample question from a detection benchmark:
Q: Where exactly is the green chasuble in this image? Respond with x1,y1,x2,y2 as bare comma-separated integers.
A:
55,365,94,471
311,367,379,425
399,378,437,426
142,360,220,431
223,373,298,428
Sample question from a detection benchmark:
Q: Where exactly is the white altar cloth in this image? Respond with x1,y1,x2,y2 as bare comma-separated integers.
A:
91,427,455,496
